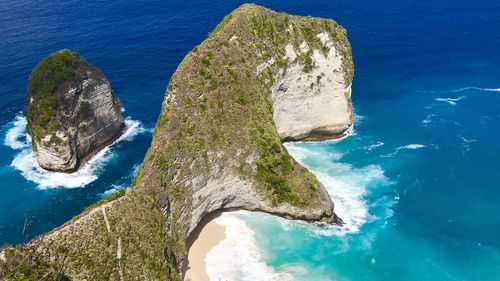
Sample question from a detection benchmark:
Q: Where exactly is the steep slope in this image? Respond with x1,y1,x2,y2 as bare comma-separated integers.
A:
135,3,352,238
25,50,125,172
0,4,353,280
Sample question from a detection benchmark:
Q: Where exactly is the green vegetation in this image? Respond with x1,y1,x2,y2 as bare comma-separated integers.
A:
0,190,182,280
251,125,309,205
25,50,101,142
136,3,351,208
0,246,67,281
1,4,352,280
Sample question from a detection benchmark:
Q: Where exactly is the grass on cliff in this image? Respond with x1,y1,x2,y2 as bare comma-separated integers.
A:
0,5,353,280
0,189,183,281
25,49,100,141
137,3,352,208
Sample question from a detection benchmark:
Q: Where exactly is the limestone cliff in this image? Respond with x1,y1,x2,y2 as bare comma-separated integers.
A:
0,4,353,280
272,33,353,141
135,3,353,239
25,50,125,172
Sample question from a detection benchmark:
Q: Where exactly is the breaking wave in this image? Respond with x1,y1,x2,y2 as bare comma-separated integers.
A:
206,213,293,281
381,143,426,158
205,137,396,280
285,143,392,236
4,115,148,189
435,96,465,105
3,115,30,150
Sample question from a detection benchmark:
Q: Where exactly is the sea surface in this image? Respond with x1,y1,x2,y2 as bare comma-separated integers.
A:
1,0,499,280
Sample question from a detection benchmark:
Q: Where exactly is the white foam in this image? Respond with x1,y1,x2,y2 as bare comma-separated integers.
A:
435,96,465,105
458,135,476,144
100,184,126,198
4,115,148,189
422,114,436,125
3,115,30,149
381,143,426,157
205,142,394,279
361,141,384,151
457,135,477,154
206,213,293,281
285,144,391,236
116,118,150,142
400,144,426,150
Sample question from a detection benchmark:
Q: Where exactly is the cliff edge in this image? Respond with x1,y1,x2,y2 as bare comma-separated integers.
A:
25,50,125,172
135,3,353,240
0,4,353,280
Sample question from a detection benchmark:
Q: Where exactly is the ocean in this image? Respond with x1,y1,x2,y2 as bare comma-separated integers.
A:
1,0,499,280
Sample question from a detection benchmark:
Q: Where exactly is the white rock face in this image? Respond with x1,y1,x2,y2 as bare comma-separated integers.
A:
32,72,124,172
36,131,75,171
272,32,353,141
186,169,334,236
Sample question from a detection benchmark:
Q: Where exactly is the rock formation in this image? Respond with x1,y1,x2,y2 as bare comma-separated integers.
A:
1,4,353,280
272,34,353,141
25,50,125,172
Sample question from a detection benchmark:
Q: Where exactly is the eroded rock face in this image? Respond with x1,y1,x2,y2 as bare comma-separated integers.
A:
272,33,353,141
0,5,354,280
26,50,125,172
136,4,354,240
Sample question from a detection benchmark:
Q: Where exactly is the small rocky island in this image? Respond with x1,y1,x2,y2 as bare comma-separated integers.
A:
25,50,125,172
1,4,353,280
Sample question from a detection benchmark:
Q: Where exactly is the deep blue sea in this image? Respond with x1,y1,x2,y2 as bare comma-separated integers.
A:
1,0,499,280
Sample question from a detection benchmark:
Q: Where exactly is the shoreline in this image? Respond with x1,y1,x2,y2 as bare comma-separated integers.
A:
183,213,226,281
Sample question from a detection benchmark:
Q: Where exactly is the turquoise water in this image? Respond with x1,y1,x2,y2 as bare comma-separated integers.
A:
206,85,500,280
237,85,500,280
1,0,500,280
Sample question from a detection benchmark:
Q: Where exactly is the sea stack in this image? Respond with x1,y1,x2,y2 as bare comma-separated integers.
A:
0,5,354,279
25,50,125,172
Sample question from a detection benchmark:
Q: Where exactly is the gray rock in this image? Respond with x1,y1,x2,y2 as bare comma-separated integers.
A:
26,50,125,172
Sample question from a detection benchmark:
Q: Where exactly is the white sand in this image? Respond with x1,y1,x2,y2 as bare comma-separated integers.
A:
184,219,226,281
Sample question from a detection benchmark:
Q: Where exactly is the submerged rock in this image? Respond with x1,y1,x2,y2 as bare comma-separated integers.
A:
25,50,125,172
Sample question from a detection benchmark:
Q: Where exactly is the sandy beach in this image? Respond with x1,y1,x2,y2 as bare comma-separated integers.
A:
184,218,226,281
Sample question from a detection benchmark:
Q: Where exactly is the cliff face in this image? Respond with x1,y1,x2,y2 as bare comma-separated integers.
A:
135,3,353,239
272,33,353,141
0,5,353,280
25,50,125,172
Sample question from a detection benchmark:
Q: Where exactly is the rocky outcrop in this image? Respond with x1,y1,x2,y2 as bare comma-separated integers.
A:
25,50,125,172
135,3,353,240
0,5,353,280
272,35,353,141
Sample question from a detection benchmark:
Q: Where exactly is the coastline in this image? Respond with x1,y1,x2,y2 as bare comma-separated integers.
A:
184,215,226,281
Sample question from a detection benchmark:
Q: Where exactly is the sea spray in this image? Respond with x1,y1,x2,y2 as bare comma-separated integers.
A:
285,143,392,235
4,115,148,189
206,212,293,281
3,115,30,150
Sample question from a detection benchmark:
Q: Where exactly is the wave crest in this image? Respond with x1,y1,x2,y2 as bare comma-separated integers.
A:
381,143,426,157
435,96,465,105
4,115,148,189
206,213,293,281
285,144,392,236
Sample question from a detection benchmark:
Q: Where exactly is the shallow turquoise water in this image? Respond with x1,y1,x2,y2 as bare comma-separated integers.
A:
1,0,499,280
238,85,500,280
